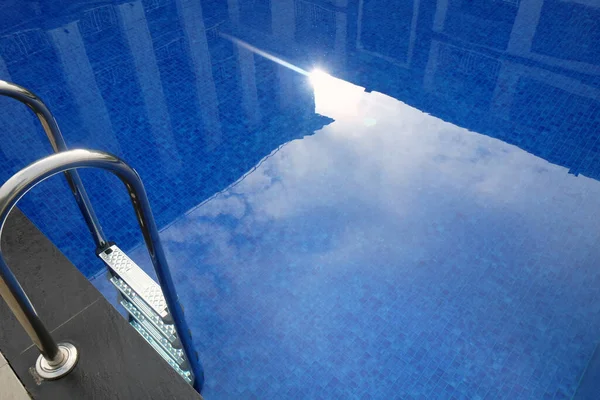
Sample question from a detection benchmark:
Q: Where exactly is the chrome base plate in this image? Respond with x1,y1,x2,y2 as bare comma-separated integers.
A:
35,342,78,380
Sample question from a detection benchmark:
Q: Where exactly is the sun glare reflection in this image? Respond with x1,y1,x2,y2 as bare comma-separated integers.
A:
309,69,365,119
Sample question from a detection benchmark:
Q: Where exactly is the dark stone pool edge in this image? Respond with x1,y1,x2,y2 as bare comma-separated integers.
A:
0,208,201,399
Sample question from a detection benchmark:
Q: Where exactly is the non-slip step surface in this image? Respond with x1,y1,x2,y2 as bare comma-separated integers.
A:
130,320,194,385
99,245,170,321
126,305,188,369
121,298,179,346
109,275,172,329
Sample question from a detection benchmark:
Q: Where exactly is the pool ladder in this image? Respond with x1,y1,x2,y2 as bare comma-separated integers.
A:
98,245,195,384
0,81,203,392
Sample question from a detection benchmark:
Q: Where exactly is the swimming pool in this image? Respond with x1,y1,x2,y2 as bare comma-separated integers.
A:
1,0,599,398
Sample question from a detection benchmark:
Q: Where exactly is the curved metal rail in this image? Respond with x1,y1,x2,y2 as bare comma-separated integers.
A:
0,80,107,248
0,149,204,390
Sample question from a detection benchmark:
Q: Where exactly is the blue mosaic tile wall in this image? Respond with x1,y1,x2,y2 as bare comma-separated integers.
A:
0,0,599,398
0,0,329,277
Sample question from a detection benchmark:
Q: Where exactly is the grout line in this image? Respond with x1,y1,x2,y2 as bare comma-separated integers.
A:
19,298,101,356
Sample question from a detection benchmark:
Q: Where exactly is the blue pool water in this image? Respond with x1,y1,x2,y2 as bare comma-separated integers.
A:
1,0,600,398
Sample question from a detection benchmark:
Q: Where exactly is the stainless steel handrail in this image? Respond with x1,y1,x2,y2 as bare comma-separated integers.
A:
0,80,107,248
0,149,204,390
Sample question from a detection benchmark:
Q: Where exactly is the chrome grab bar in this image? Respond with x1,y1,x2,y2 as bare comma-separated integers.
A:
0,149,204,390
0,80,107,248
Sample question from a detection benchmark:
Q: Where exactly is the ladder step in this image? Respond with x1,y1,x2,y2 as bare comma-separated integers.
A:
99,245,170,322
130,320,193,385
100,245,194,385
110,276,166,324
124,299,187,368
121,299,180,347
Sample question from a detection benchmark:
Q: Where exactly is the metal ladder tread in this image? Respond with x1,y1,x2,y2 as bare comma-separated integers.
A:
109,276,167,325
130,320,193,385
120,298,180,346
121,299,187,367
99,245,170,321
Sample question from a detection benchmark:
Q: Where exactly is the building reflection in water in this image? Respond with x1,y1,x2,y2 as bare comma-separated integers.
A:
0,0,597,274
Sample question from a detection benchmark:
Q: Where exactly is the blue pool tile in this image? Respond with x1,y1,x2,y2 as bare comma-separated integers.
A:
1,0,600,398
